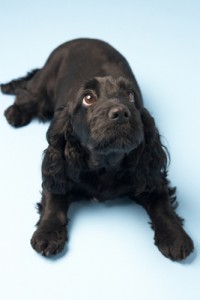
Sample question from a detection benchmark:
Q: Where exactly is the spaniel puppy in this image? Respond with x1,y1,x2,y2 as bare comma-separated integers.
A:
1,38,194,260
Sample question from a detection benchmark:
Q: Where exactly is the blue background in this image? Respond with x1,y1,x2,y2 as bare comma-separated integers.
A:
0,1,199,299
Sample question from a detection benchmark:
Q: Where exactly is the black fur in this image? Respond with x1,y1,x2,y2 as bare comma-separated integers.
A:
1,38,194,260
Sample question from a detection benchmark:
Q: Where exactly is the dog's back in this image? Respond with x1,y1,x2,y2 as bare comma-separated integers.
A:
1,38,142,127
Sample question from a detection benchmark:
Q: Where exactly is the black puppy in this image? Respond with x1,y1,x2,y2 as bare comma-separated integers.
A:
1,38,194,260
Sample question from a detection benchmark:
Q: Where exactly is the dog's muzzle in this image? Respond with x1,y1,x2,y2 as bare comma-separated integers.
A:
87,102,144,154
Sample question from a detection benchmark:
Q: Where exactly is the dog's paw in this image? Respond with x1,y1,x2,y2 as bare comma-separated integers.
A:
155,229,194,261
1,82,16,94
4,105,31,127
31,225,67,256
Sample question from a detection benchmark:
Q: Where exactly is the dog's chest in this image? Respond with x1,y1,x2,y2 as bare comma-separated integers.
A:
79,168,132,200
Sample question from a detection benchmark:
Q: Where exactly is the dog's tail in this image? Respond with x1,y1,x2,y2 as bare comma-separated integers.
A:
1,69,40,95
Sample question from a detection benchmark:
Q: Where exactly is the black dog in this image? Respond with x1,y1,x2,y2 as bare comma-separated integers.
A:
1,38,194,260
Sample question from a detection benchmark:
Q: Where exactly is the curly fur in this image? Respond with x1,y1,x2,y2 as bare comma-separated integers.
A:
1,38,193,260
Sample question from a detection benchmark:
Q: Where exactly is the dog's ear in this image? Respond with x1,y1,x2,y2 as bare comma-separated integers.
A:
42,107,84,194
141,108,168,166
133,108,169,195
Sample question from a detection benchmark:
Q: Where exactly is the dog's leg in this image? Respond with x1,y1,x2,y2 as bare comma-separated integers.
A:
138,191,194,261
4,99,40,127
1,69,53,127
31,190,70,256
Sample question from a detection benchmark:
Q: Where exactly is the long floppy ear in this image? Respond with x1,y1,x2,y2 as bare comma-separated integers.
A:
133,108,169,195
141,108,168,169
42,108,84,194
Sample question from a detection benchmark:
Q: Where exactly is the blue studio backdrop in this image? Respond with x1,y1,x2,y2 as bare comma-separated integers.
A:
0,1,199,300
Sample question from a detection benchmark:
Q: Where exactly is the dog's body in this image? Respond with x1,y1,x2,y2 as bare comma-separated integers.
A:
1,38,194,260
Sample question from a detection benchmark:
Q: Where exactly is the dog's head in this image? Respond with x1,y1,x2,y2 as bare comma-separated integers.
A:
70,76,144,154
43,76,166,194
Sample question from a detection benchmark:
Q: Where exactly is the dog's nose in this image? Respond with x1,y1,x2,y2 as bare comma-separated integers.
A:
108,105,131,123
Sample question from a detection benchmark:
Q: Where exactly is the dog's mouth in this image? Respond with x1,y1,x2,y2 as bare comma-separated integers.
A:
73,101,145,155
88,122,144,154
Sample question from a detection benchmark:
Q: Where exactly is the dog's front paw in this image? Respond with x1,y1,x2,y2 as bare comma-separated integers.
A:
31,224,67,256
155,229,194,261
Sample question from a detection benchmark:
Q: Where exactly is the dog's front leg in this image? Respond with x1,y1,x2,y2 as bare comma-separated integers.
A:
137,191,194,261
31,189,70,256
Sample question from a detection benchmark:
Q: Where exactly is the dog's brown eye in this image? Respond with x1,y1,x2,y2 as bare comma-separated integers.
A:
127,91,135,103
82,93,97,106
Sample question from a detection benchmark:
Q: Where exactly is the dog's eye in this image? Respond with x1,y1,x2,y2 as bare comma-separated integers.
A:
127,91,135,103
82,93,97,106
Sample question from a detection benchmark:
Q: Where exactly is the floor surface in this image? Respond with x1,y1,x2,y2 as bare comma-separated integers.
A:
0,1,200,299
